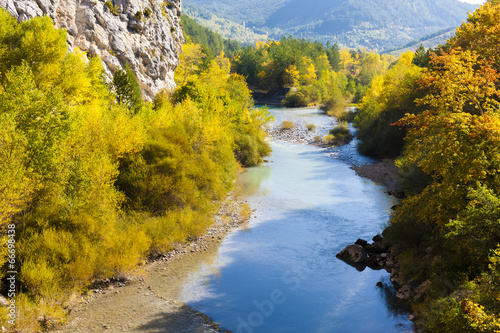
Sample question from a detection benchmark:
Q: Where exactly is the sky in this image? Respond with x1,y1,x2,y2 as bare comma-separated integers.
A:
459,0,485,3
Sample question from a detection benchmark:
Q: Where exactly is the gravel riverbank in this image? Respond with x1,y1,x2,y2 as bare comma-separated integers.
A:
350,160,402,193
52,197,249,333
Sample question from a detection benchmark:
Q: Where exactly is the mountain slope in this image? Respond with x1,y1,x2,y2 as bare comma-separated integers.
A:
183,7,268,44
184,0,290,25
184,0,477,50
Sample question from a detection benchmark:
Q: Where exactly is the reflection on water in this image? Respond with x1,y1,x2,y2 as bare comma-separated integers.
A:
236,164,272,197
378,277,413,318
174,107,412,333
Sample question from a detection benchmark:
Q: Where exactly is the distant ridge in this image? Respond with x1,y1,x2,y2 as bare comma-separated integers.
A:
184,0,477,50
383,27,457,54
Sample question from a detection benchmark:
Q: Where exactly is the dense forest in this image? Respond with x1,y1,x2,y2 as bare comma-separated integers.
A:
230,35,399,122
0,9,270,331
181,14,241,60
354,1,500,331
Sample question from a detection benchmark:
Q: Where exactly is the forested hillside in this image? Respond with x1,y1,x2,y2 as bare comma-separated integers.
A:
181,14,241,59
183,7,268,45
354,1,500,331
184,0,477,50
184,0,288,25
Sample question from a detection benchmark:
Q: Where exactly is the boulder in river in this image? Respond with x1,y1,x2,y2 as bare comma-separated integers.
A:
365,242,388,254
336,244,368,263
355,238,368,247
365,254,385,268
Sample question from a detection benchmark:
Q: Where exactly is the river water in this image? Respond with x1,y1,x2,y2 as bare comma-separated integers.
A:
178,107,413,332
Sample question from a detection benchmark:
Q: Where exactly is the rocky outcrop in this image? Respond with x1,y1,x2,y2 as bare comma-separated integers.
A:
338,235,432,305
337,235,391,269
0,0,183,100
336,244,368,264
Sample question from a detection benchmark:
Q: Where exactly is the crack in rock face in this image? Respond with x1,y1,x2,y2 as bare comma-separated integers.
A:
0,0,184,100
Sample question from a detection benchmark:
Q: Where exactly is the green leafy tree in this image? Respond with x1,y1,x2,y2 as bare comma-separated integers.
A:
112,63,143,113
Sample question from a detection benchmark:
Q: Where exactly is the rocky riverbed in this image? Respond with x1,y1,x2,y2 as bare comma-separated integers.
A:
268,119,323,144
268,119,402,194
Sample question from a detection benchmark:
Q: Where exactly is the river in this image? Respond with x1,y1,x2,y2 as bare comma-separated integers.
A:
176,107,413,332
56,106,413,333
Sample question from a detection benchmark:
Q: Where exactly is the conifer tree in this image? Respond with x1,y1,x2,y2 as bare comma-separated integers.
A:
112,63,143,113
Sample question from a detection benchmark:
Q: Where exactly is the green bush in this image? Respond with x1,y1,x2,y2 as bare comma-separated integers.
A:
332,109,357,122
105,1,120,15
281,120,294,130
284,90,309,107
321,96,347,115
234,130,268,167
354,106,409,158
112,63,143,113
321,134,335,144
306,124,316,131
323,121,353,145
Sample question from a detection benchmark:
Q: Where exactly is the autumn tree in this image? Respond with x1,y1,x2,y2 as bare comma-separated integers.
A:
451,0,500,70
175,42,205,85
354,51,422,158
284,64,300,87
416,48,500,115
393,45,500,227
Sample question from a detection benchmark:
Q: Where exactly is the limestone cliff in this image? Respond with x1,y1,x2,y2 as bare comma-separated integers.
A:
0,0,183,100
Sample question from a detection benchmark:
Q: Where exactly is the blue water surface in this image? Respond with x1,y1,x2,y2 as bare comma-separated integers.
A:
178,108,413,333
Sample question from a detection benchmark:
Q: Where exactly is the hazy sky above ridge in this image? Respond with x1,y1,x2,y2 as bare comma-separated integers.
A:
459,0,485,3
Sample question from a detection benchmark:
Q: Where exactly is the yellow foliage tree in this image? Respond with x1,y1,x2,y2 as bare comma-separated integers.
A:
284,64,300,87
452,0,500,70
416,48,500,115
175,43,205,85
339,47,359,76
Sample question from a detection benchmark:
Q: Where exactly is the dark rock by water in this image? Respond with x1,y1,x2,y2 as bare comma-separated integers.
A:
365,242,388,254
336,244,368,263
355,238,368,247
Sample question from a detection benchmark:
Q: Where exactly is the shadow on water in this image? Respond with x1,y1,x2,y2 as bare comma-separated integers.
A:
378,278,413,317
134,305,223,333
